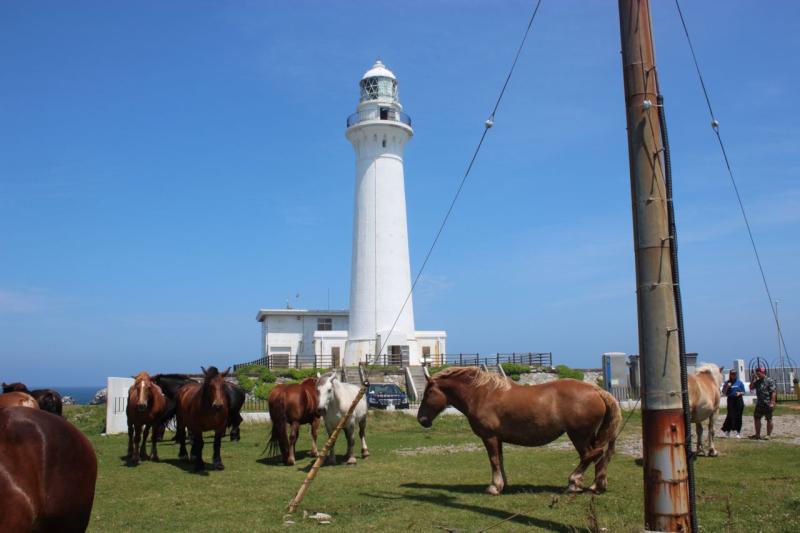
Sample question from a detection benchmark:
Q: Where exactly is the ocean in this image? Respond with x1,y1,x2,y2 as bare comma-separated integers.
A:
35,386,104,405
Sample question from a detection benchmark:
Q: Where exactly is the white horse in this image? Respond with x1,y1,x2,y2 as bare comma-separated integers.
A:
316,372,369,465
689,363,724,457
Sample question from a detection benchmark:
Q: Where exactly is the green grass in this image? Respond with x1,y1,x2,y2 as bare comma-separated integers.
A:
65,406,800,532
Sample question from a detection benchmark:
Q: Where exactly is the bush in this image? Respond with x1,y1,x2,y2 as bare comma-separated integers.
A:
277,368,319,381
501,363,531,381
238,374,256,393
428,365,451,375
555,364,584,381
253,382,276,401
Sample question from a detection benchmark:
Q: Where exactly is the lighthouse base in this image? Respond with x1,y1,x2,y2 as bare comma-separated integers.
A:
344,336,420,367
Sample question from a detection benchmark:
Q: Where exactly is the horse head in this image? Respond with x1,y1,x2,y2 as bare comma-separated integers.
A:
315,372,338,416
2,382,29,394
417,371,448,428
132,371,154,413
201,366,230,412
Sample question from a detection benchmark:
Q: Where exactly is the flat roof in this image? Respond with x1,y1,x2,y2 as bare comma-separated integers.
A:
256,308,349,322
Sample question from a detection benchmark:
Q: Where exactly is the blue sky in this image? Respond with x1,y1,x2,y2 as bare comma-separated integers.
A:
2,1,798,386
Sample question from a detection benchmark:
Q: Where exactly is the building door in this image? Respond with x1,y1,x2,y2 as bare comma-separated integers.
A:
332,346,341,369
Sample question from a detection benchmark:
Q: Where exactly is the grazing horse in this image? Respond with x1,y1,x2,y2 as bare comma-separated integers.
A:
267,378,320,465
316,372,368,465
175,366,230,471
0,406,97,532
126,371,167,464
3,382,63,415
689,363,723,457
417,367,621,494
0,392,39,409
152,374,245,442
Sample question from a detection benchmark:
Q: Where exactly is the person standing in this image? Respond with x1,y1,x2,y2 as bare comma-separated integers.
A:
720,369,745,438
749,367,777,440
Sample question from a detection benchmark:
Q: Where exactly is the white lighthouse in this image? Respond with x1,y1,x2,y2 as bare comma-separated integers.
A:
344,60,419,366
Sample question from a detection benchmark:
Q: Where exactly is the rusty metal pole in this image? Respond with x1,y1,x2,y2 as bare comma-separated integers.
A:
618,1,692,531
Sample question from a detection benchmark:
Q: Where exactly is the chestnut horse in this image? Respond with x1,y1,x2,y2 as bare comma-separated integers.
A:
689,363,723,457
175,366,230,471
0,406,97,532
267,378,320,465
3,382,63,415
417,367,621,494
126,371,167,464
0,392,39,409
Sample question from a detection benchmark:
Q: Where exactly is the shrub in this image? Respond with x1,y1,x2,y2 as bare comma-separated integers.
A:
238,374,256,393
253,382,276,401
555,364,584,381
428,365,451,375
501,363,531,381
278,368,319,381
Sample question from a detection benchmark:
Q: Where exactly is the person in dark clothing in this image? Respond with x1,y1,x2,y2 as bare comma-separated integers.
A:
720,369,745,438
749,367,777,440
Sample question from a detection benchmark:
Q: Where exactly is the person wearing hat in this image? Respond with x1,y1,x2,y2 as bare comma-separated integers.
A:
749,367,777,440
720,369,745,438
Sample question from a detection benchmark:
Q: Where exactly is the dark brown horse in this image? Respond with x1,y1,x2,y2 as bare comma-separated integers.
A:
175,366,230,471
267,378,320,465
417,367,621,494
0,406,97,532
0,391,39,409
126,371,167,464
3,382,63,415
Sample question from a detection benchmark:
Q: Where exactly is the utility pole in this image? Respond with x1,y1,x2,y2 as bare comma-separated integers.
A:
618,1,692,531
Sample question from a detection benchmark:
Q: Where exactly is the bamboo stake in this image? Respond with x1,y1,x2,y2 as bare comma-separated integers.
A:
286,381,368,513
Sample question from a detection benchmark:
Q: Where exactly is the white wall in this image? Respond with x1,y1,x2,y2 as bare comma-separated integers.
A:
105,376,134,435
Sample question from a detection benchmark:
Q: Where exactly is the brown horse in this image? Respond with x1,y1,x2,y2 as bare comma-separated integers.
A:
267,378,320,465
417,367,621,494
0,406,97,532
0,392,39,409
175,366,230,471
126,371,167,464
3,382,63,415
688,363,723,457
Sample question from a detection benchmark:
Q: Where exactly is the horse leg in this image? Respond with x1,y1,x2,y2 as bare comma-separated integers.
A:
707,415,718,457
309,417,320,457
359,415,369,459
151,423,160,462
139,425,151,461
481,437,505,495
230,412,242,442
192,433,205,471
126,422,134,460
567,437,600,493
177,415,189,461
132,423,142,465
695,421,705,456
288,421,300,466
345,425,357,465
213,429,224,470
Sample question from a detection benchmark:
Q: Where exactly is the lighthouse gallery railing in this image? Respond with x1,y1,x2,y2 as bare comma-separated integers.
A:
346,108,411,128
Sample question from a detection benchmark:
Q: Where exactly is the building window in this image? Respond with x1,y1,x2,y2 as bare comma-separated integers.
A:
317,318,332,331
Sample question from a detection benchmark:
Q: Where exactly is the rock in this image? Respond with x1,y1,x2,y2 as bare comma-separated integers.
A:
89,387,107,405
61,395,76,406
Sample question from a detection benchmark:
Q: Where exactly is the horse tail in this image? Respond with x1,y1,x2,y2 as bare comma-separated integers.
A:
266,389,288,459
594,387,622,461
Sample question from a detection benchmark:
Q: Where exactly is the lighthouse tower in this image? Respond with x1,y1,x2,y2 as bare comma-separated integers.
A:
344,60,419,366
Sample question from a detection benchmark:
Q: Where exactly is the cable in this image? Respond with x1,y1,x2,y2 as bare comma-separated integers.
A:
674,0,791,360
375,0,544,359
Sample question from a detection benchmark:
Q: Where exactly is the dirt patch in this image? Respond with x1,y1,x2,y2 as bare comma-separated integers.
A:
395,443,483,456
616,414,800,457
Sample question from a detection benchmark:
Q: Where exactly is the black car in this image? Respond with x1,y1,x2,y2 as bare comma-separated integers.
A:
366,383,410,410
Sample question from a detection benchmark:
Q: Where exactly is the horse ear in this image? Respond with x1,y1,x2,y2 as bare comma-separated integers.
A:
201,366,207,376
221,367,231,378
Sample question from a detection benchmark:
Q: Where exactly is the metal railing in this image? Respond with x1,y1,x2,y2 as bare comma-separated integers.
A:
346,108,411,128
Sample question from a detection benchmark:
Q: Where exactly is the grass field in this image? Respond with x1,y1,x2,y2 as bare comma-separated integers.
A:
66,405,800,532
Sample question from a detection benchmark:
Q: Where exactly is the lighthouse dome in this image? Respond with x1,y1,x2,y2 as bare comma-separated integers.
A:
359,60,398,102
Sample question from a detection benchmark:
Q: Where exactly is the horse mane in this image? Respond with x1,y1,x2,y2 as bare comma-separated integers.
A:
435,366,512,392
133,371,150,382
696,363,723,387
203,367,220,380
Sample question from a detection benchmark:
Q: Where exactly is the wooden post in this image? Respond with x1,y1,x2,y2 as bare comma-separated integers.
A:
618,1,692,530
286,382,368,513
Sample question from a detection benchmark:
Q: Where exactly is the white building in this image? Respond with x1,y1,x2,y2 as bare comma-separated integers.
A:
256,308,446,368
254,61,446,369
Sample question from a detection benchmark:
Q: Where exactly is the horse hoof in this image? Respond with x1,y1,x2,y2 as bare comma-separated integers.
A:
287,458,295,466
709,450,719,457
361,450,370,459
589,483,606,494
194,463,206,472
151,456,160,463
567,485,584,494
485,485,502,495
696,450,706,457
214,463,225,471
346,457,357,465
140,454,150,461
310,450,319,458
